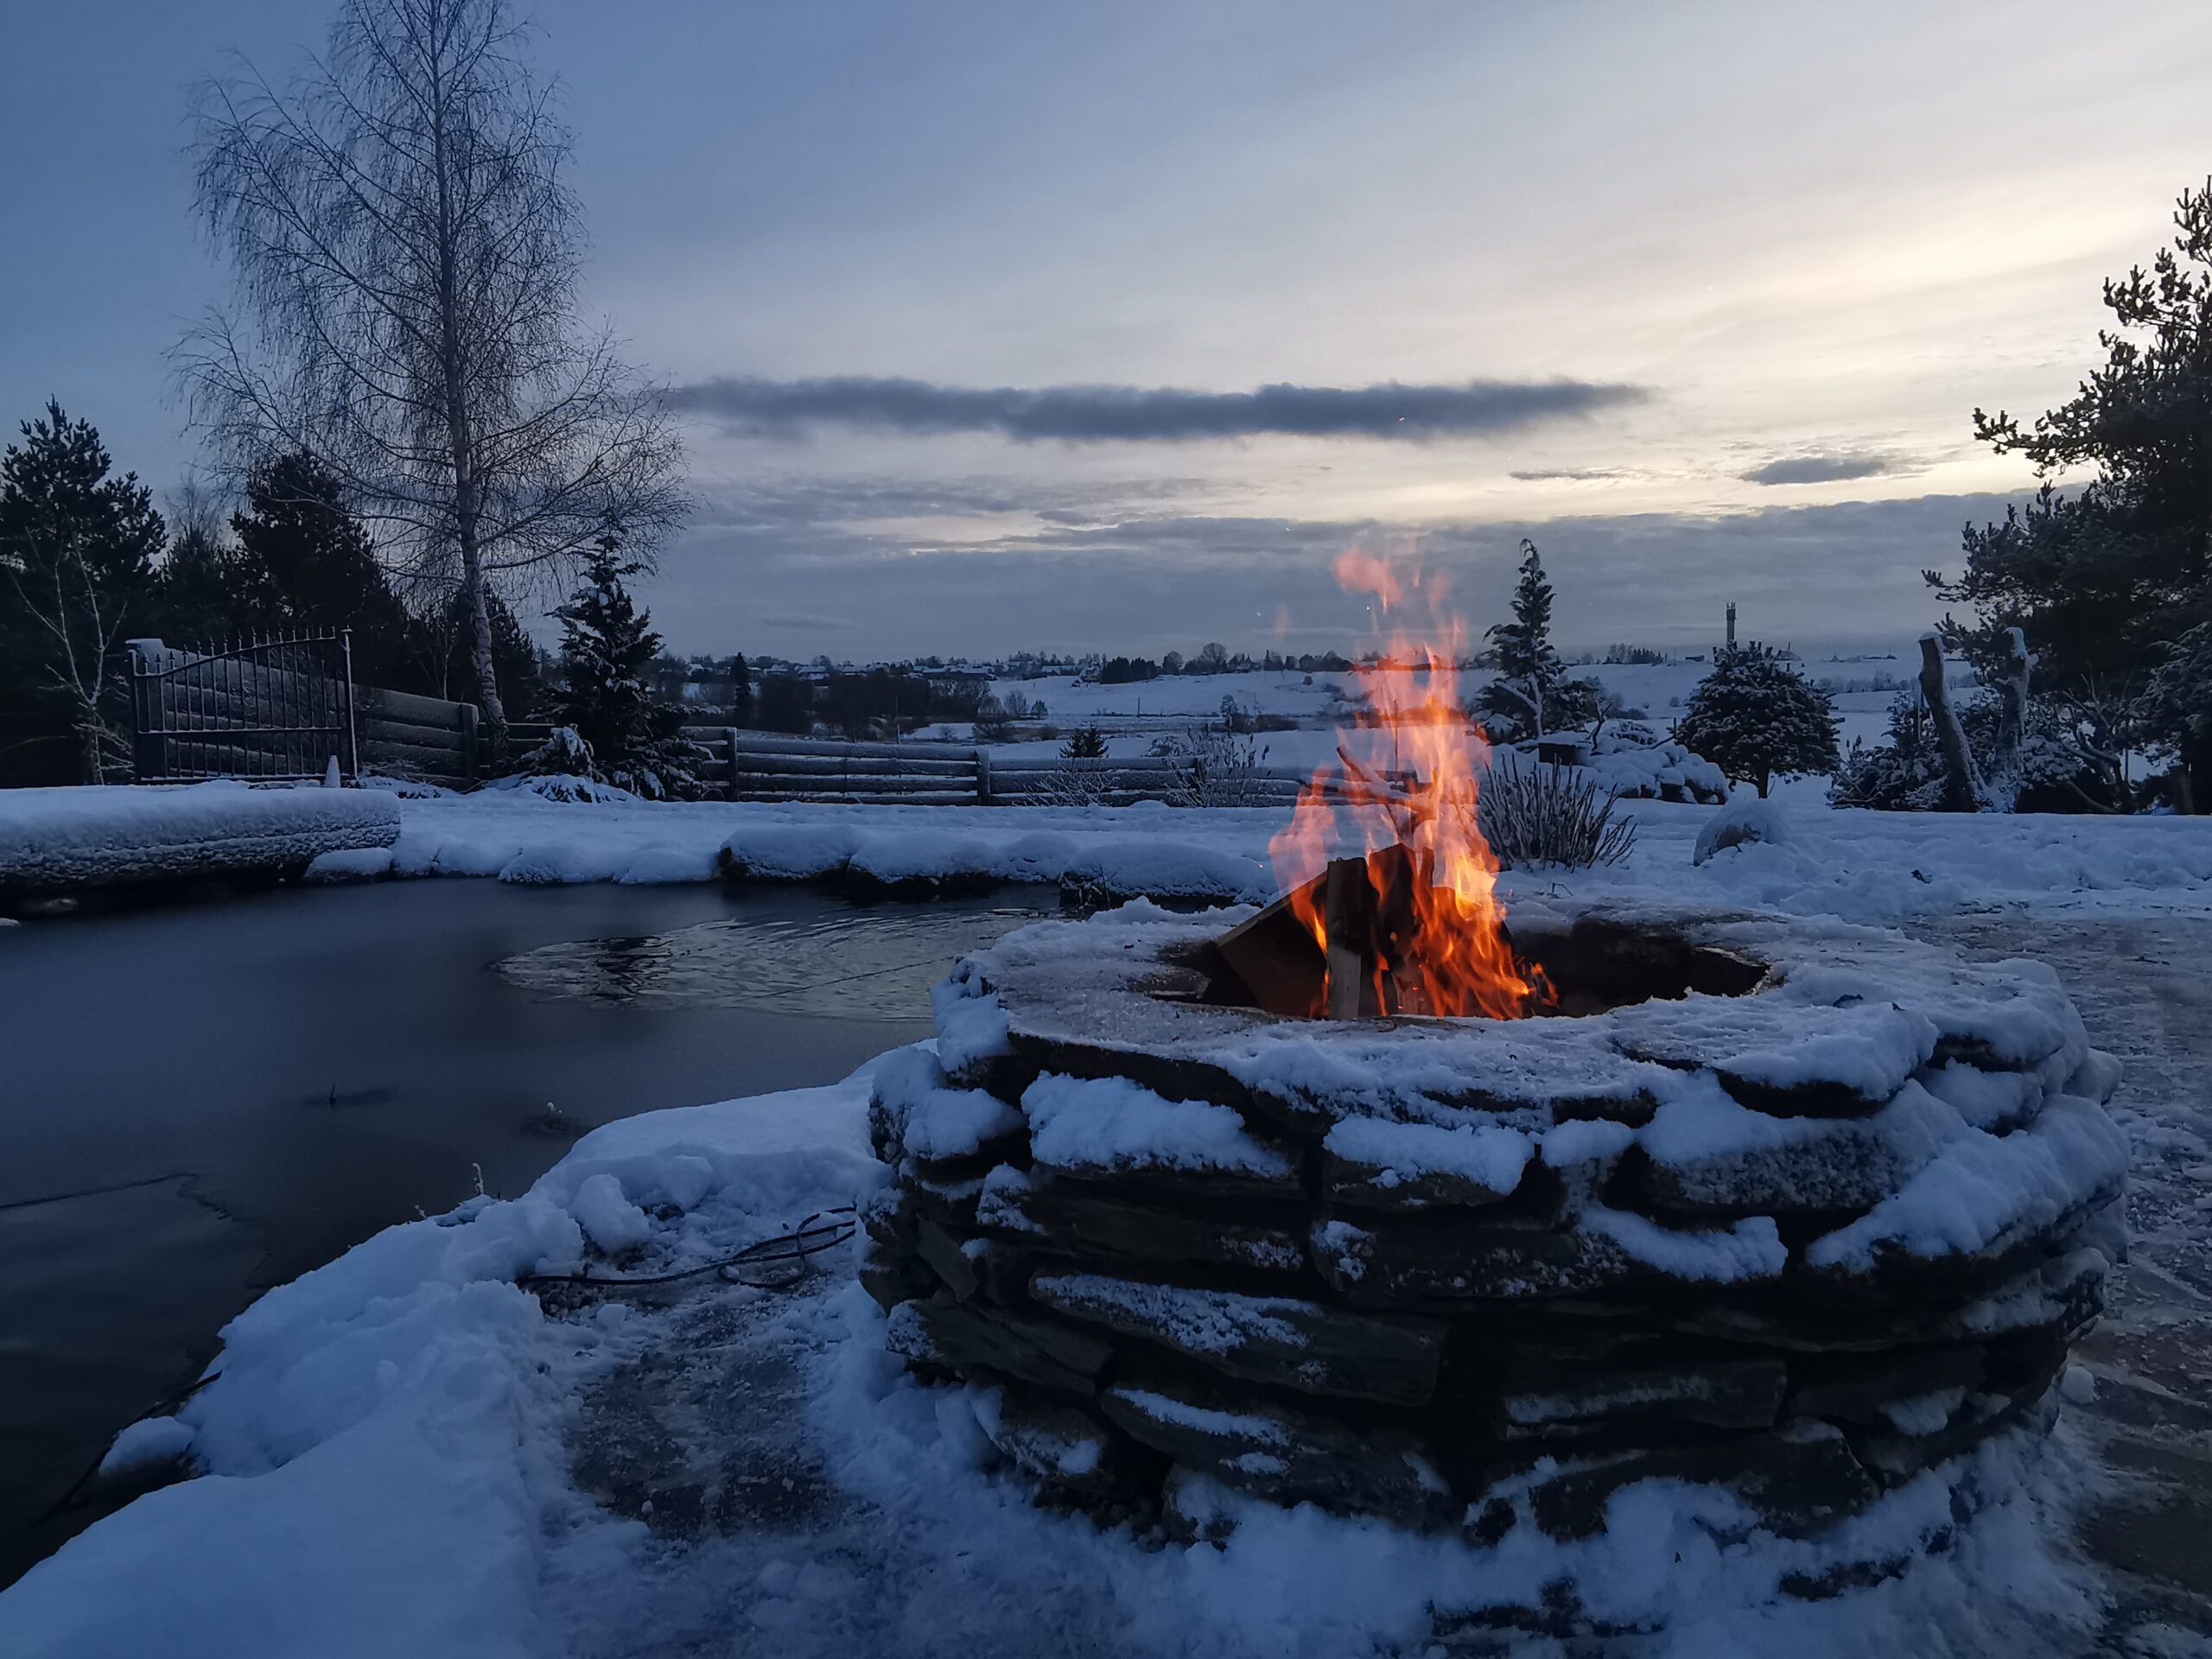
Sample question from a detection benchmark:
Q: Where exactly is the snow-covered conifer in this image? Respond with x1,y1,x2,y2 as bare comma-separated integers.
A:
1675,642,1838,798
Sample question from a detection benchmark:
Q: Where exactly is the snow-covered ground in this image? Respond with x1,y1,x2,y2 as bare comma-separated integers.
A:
5,721,2212,1653
299,785,2212,933
0,1052,2144,1659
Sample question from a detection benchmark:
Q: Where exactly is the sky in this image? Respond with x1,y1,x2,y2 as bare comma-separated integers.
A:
3,1,2210,661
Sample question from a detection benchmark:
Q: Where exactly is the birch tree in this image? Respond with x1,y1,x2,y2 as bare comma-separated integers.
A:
181,0,684,753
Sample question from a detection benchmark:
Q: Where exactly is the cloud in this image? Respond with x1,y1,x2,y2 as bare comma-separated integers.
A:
1509,467,1643,483
669,375,1648,443
1740,451,1909,486
645,484,2011,661
756,611,861,630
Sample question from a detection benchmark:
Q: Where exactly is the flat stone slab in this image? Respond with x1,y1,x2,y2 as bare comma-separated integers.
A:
1101,1379,1456,1525
1031,1271,1446,1406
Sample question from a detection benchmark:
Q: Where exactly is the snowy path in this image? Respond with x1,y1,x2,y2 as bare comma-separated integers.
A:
1919,914,2212,1643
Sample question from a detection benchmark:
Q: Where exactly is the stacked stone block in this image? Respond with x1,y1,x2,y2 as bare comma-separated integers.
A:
863,901,2126,1562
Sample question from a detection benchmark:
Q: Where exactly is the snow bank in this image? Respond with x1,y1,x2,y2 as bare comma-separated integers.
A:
0,783,398,892
0,1069,885,1659
291,785,2212,929
0,1052,2113,1658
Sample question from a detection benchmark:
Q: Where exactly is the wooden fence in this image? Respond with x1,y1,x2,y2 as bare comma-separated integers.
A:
127,637,483,789
126,658,1368,805
511,724,1357,805
355,686,482,788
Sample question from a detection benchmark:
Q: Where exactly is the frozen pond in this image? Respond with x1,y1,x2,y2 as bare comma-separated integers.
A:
0,878,1040,1586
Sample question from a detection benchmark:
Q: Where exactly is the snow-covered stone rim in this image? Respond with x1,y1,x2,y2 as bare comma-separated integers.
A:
861,893,2126,1593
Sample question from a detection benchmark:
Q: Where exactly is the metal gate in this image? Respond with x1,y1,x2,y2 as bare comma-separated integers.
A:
129,631,359,783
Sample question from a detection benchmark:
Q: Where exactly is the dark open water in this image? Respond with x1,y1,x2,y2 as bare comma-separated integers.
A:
0,879,1038,1586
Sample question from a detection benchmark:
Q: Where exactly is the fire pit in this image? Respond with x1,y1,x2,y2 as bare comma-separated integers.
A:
866,557,2126,1619
863,881,2126,1593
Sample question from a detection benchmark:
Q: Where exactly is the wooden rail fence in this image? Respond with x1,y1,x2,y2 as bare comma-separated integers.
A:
508,724,1368,805
128,661,1371,807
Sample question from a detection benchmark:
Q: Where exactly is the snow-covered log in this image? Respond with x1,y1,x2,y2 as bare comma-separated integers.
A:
0,782,399,896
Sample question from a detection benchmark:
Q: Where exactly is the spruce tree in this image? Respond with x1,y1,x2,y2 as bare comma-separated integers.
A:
0,401,167,782
543,533,697,797
1478,538,1597,739
1675,643,1840,798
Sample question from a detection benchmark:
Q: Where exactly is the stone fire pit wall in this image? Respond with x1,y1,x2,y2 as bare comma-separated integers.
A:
862,899,2128,1548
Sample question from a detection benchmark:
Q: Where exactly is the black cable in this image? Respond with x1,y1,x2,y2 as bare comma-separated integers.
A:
516,1205,858,1294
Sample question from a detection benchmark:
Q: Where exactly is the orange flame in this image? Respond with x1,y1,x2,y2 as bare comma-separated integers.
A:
1267,549,1540,1020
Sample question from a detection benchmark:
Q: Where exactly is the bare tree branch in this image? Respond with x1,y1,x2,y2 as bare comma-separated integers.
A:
179,0,687,751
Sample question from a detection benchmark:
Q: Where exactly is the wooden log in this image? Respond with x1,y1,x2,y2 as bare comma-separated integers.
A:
1322,858,1374,1019
357,684,472,727
359,736,473,779
1990,626,2033,791
1918,634,1981,812
689,730,975,762
728,769,974,791
728,789,986,806
458,702,480,783
358,714,470,749
729,752,978,778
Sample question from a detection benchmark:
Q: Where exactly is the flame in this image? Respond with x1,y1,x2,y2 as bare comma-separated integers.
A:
1266,548,1541,1020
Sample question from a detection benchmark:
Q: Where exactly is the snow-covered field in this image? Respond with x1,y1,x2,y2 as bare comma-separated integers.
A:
4,718,2211,1653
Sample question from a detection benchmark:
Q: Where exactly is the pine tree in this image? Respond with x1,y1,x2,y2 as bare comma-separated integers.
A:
1675,642,1840,798
1478,538,1597,739
427,587,541,716
541,533,698,797
1061,725,1109,760
0,401,167,782
1928,177,2212,806
229,451,416,682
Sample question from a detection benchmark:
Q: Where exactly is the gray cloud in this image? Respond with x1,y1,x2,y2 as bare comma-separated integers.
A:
757,611,861,630
1741,451,1908,486
670,375,1648,443
644,486,2007,661
1509,467,1643,483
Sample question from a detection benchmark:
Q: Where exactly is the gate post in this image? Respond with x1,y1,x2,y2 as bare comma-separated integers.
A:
339,629,360,784
124,639,164,782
